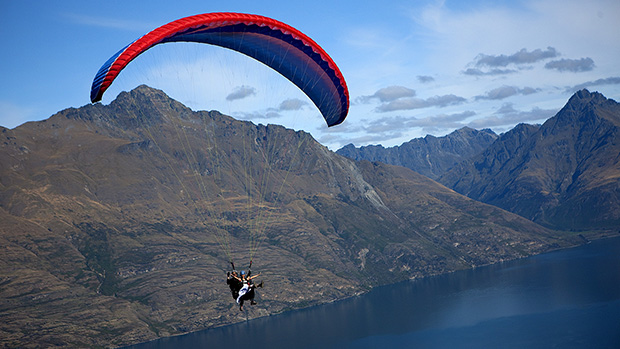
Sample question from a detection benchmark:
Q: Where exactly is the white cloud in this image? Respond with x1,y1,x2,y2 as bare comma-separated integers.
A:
475,86,540,100
467,103,557,129
376,94,466,112
226,85,257,101
235,110,283,121
473,47,559,68
462,68,517,76
545,58,595,72
566,77,620,93
371,111,477,132
278,98,308,111
417,75,435,83
357,86,417,104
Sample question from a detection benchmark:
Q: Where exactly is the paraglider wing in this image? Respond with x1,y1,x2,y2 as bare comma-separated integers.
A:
90,12,349,126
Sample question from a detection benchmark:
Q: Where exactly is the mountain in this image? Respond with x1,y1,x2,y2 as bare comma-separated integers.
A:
336,127,498,180
439,89,620,231
0,86,580,347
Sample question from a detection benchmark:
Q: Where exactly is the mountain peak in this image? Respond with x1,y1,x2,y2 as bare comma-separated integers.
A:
557,88,620,127
111,85,187,110
567,89,606,106
97,85,193,128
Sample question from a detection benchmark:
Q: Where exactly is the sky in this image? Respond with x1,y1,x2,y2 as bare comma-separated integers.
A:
1,0,619,150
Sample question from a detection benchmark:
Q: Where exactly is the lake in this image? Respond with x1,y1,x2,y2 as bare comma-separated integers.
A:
129,237,620,348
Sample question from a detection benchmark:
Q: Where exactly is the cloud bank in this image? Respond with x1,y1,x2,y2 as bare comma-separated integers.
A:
545,58,595,72
475,86,540,100
278,98,308,111
566,77,620,93
226,85,256,101
376,94,466,112
467,103,557,129
463,47,596,76
357,85,417,104
473,47,559,68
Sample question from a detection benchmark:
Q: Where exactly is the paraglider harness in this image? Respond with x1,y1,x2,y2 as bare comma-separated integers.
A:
228,260,262,311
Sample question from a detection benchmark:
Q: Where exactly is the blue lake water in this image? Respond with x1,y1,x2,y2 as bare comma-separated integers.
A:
130,237,620,348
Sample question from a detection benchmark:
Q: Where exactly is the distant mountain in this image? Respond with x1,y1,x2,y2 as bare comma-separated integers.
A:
337,127,498,179
439,89,620,231
0,86,578,347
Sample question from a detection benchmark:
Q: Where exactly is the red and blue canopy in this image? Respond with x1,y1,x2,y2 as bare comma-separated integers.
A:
90,12,349,126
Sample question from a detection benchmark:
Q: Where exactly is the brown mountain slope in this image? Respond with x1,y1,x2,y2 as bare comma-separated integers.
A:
0,86,580,347
440,89,620,231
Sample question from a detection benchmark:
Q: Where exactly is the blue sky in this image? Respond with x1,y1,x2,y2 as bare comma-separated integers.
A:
1,0,619,149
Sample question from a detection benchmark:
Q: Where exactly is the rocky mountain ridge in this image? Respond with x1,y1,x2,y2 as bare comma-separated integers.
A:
338,89,620,233
439,89,620,231
337,127,498,180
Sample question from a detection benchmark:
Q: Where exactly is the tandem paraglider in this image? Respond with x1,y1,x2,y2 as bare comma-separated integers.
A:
90,12,349,309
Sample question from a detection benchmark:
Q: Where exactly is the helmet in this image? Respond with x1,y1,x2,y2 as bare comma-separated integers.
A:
240,270,246,275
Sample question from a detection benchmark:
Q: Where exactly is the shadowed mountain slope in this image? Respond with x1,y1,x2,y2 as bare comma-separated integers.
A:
440,90,620,231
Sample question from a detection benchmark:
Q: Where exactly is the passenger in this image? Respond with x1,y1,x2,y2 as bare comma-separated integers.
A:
233,270,263,311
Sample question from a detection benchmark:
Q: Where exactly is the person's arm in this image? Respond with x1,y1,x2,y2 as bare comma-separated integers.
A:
248,272,261,280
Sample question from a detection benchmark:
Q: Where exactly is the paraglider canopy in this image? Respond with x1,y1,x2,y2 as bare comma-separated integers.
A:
90,12,349,126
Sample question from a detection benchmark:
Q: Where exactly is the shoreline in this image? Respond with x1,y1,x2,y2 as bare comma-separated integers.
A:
122,232,620,348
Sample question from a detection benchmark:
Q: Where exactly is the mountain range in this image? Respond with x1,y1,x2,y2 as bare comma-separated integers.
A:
0,86,610,347
339,89,620,233
337,127,498,180
440,90,620,231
